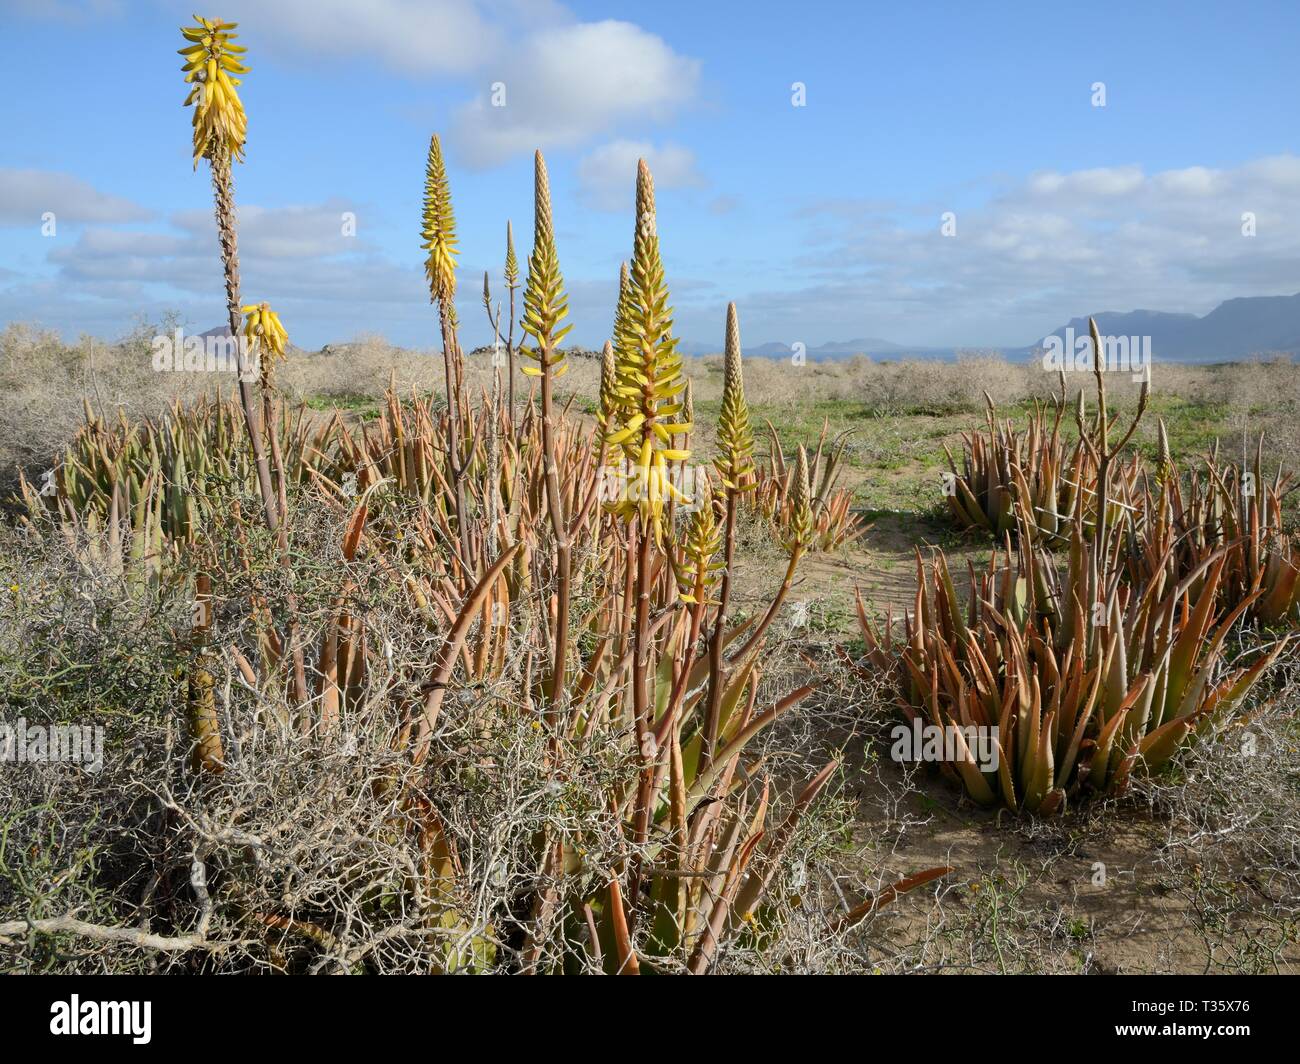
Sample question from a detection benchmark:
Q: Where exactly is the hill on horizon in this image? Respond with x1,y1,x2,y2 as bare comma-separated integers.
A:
673,292,1300,363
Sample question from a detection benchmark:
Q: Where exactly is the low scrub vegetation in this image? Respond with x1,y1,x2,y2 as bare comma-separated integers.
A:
2,14,1297,976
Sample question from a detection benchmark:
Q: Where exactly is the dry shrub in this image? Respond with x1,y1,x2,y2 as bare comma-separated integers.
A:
0,503,873,974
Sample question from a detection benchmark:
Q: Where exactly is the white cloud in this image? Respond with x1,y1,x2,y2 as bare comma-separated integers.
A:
1153,166,1222,198
175,200,367,260
14,2,701,170
1025,165,1145,201
452,20,700,166
756,154,1300,347
0,169,152,227
13,197,433,345
578,140,705,211
216,0,504,75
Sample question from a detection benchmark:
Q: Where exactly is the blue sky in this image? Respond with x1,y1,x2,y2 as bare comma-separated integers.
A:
1,0,1298,351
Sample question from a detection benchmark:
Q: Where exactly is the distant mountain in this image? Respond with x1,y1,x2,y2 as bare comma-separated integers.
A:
804,337,905,357
1031,293,1300,362
676,293,1300,363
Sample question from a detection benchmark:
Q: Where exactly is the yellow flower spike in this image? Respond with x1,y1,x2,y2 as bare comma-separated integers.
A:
596,340,618,428
602,159,691,538
180,17,248,168
781,445,816,553
421,134,458,305
612,260,633,367
520,151,572,374
672,476,726,607
241,301,288,382
504,220,519,290
715,301,756,492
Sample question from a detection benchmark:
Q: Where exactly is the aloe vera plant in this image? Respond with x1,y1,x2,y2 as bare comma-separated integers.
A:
749,419,865,552
943,370,1142,549
860,535,1287,813
1129,431,1300,628
18,396,327,546
866,326,1288,813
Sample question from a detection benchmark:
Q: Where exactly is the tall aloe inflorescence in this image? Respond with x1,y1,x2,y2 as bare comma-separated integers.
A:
703,304,755,759
520,151,574,702
179,16,290,770
420,133,471,559
602,160,690,870
421,134,458,308
604,161,691,534
504,220,520,422
179,16,277,534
